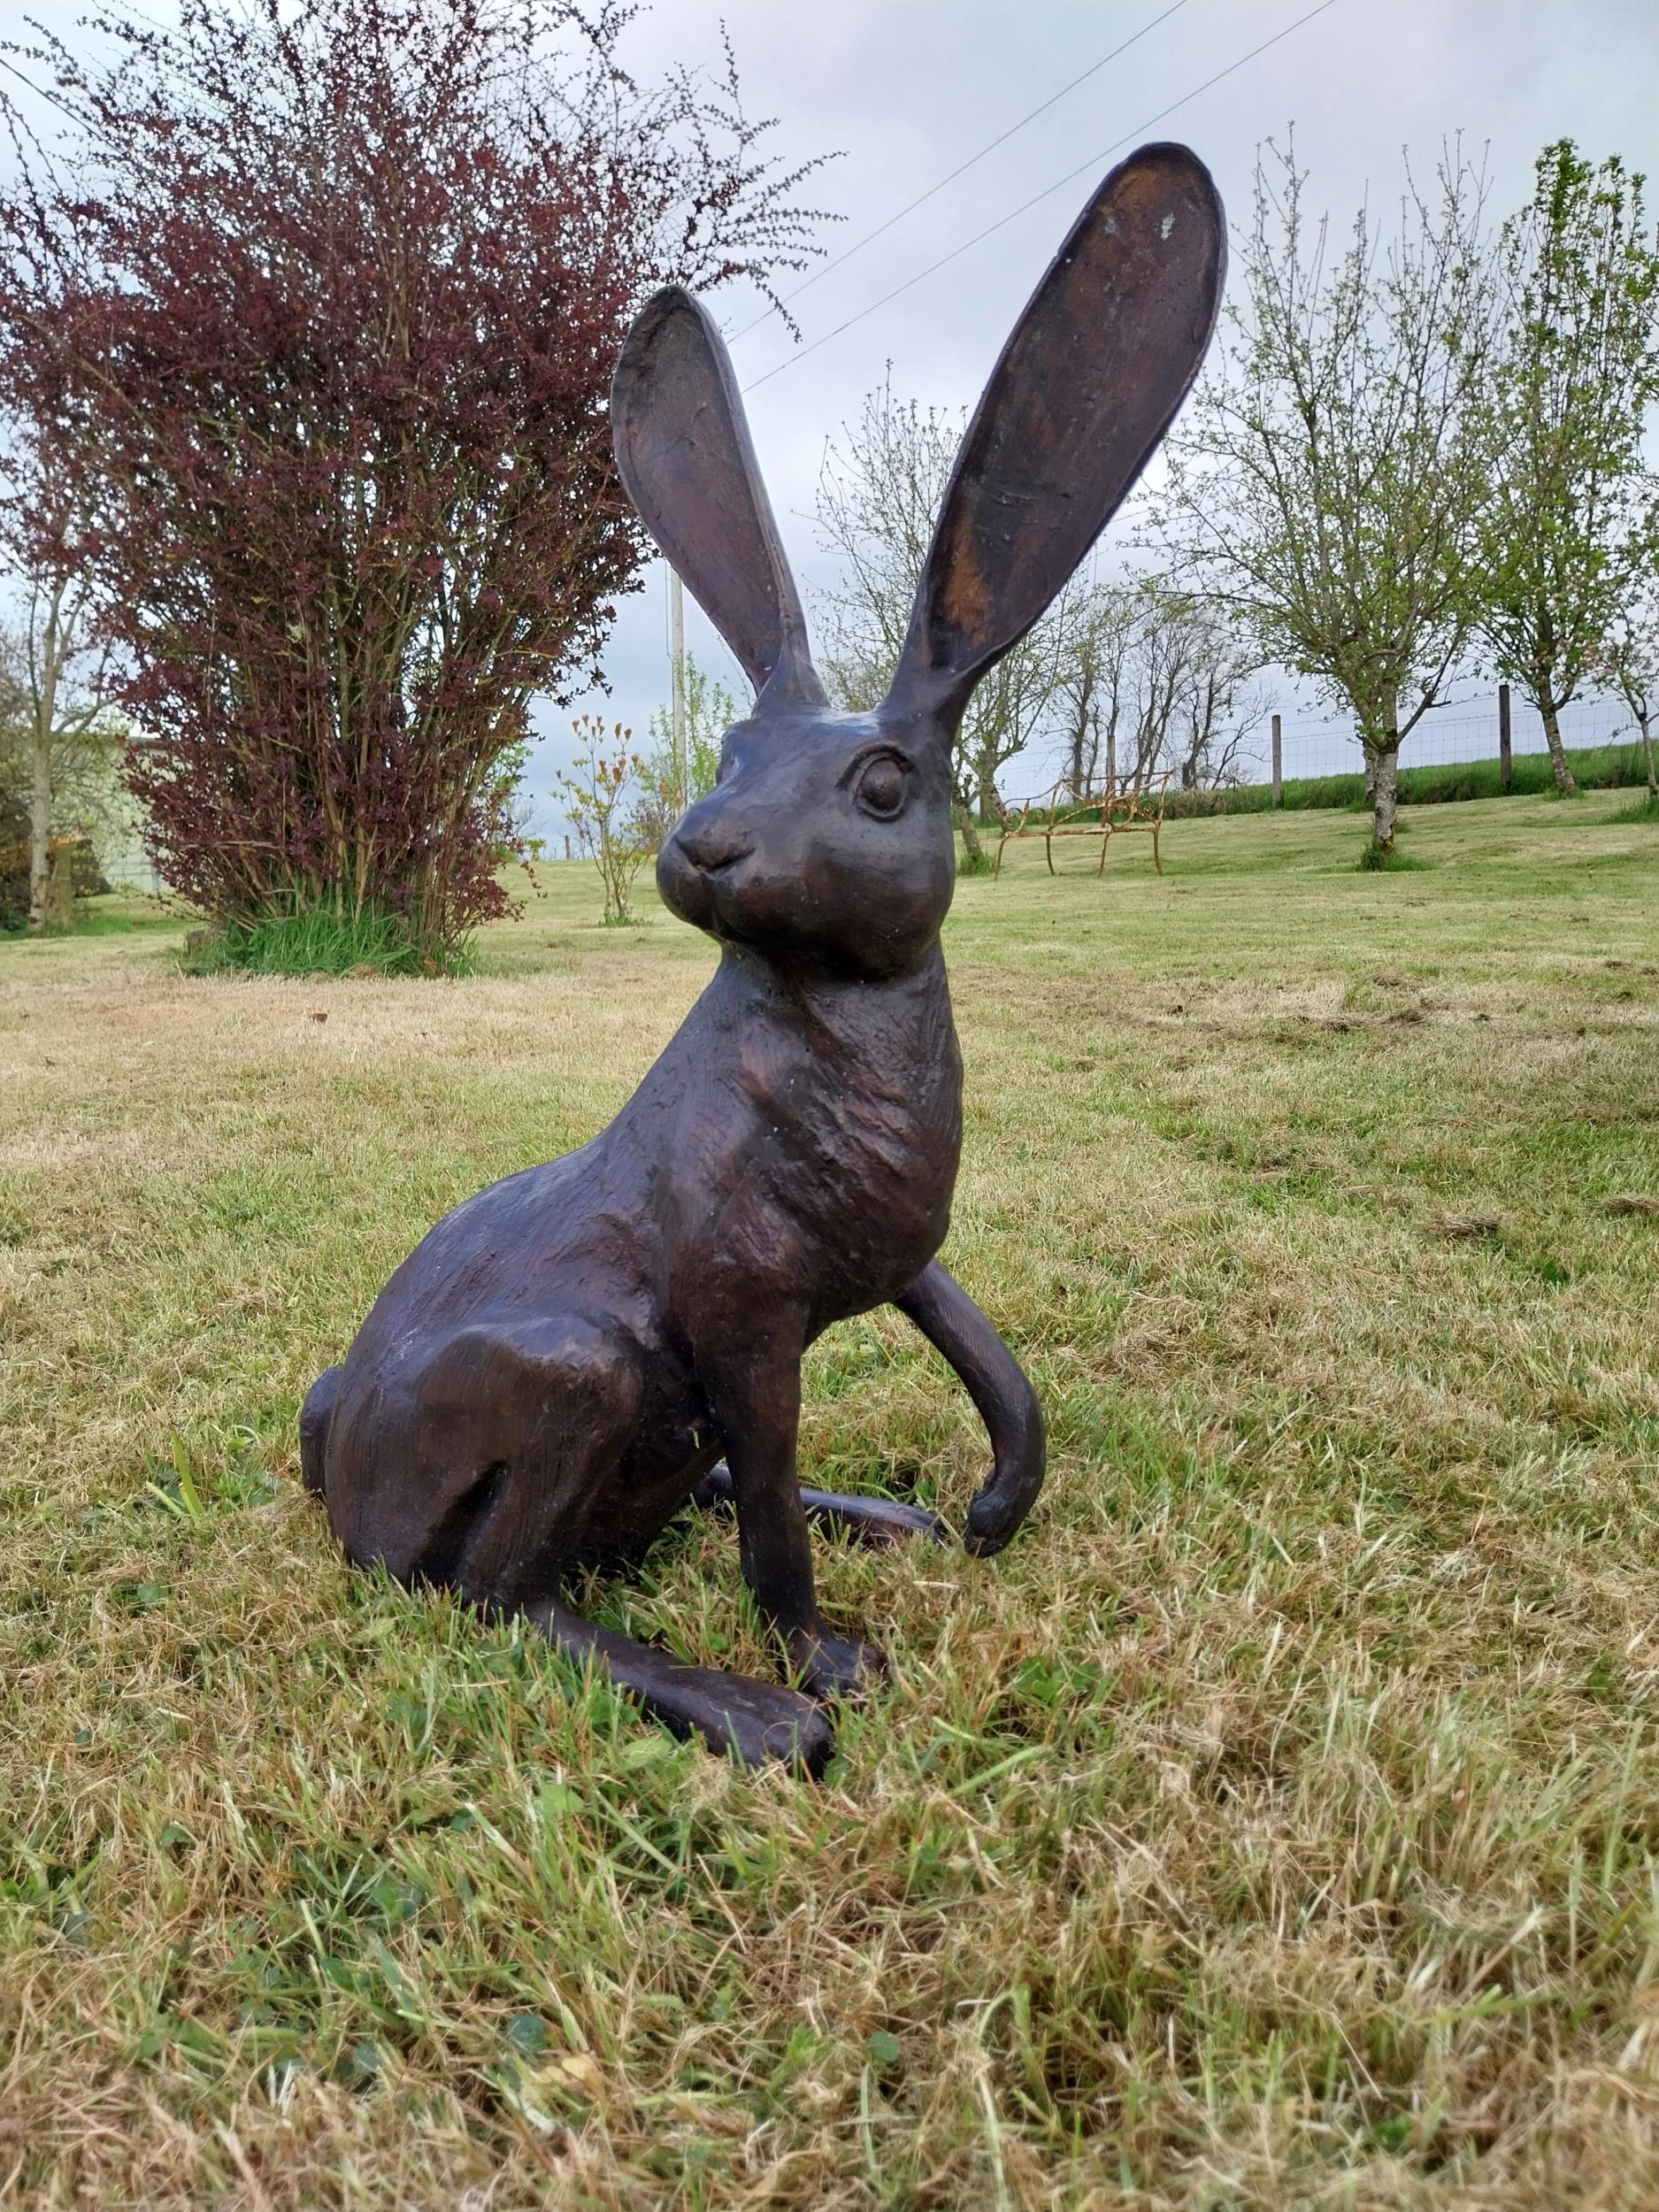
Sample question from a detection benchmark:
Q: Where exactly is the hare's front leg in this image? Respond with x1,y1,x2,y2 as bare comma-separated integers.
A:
704,1333,887,1702
896,1261,1047,1555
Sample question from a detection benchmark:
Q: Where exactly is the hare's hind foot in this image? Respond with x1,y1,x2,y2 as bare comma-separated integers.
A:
694,1462,949,1548
522,1595,833,1777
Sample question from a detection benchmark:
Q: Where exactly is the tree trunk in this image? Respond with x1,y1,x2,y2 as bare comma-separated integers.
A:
1540,698,1578,795
27,720,53,933
1367,684,1402,855
1069,724,1097,798
1371,739,1401,853
1638,710,1656,801
953,797,986,870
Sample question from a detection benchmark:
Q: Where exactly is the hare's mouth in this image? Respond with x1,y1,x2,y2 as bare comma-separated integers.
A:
657,831,751,934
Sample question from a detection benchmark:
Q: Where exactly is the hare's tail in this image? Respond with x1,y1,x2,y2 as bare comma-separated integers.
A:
300,1363,343,1497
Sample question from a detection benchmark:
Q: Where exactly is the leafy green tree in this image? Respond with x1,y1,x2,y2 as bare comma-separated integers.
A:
1478,142,1659,796
1149,137,1499,859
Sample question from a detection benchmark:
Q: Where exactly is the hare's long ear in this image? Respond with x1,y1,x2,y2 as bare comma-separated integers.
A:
891,143,1224,720
611,286,820,710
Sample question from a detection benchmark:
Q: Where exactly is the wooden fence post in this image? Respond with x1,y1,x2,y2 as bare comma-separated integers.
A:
1271,713,1283,807
1498,683,1512,792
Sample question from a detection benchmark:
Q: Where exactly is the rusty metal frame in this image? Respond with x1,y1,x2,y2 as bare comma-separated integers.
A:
992,765,1173,878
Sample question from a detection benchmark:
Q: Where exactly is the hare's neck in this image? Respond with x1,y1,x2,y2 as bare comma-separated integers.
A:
729,941,959,1100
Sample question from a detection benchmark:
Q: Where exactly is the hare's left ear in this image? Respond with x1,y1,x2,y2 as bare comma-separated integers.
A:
890,143,1225,719
611,286,820,710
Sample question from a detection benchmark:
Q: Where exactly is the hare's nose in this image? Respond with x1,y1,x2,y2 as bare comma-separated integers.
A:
674,824,751,874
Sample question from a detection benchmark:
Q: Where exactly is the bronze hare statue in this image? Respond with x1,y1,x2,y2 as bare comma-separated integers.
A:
303,143,1225,1774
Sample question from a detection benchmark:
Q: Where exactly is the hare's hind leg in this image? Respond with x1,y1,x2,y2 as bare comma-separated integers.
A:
411,1314,648,1609
519,1594,833,1777
694,1463,949,1548
895,1262,1046,1556
300,1363,342,1495
401,1321,833,1774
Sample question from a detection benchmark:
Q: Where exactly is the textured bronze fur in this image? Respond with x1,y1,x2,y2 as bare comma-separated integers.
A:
303,144,1225,1773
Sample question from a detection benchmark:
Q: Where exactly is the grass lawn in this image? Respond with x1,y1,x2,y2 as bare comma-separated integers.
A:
3,794,1658,2209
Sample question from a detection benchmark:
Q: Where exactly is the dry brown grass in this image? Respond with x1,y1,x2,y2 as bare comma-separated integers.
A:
3,792,1658,2208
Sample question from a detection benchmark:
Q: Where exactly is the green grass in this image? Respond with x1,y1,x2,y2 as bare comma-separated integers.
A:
1356,836,1433,872
65,894,180,938
4,793,1659,2207
186,902,474,978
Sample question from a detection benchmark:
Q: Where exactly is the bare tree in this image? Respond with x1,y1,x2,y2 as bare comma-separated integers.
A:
1051,576,1260,795
1479,142,1659,796
814,373,1070,866
1051,582,1137,794
1157,595,1265,790
1148,135,1498,857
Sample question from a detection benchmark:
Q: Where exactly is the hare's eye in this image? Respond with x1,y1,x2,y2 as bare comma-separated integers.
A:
855,754,906,819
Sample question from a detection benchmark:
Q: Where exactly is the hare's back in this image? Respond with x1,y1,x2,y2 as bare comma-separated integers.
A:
339,1136,649,1376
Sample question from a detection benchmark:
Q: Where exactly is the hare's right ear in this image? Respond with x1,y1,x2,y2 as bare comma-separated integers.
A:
891,143,1225,720
611,286,819,710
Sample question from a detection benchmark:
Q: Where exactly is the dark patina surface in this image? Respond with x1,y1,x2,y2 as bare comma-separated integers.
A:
303,143,1225,1772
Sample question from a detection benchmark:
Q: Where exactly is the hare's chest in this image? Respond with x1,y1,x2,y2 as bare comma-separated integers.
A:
746,1040,963,1310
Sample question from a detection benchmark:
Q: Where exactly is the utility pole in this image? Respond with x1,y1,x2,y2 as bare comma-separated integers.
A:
669,567,687,798
1271,712,1283,807
1498,682,1512,793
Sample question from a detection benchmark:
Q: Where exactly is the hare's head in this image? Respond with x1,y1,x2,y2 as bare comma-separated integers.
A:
611,143,1225,981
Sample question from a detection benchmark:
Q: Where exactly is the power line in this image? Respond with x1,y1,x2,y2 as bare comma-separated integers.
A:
741,0,1341,396
0,52,81,124
726,0,1190,344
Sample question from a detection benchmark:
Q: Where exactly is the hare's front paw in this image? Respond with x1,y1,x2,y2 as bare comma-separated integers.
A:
964,1488,1019,1556
964,1450,1046,1556
789,1627,888,1704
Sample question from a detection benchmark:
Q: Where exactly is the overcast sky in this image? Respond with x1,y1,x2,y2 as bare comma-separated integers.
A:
535,0,1659,836
3,0,1655,830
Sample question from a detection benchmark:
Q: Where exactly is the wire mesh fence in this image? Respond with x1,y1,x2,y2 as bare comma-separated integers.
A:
1241,690,1633,787
1009,687,1644,814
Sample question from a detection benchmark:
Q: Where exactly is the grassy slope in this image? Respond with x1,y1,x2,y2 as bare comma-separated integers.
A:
2,795,1658,2210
